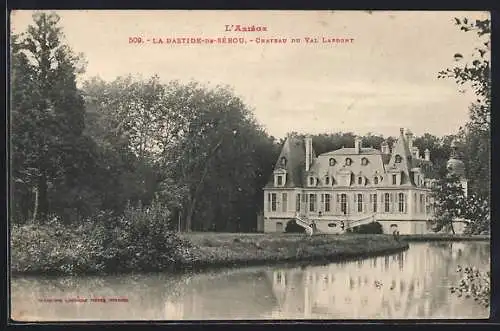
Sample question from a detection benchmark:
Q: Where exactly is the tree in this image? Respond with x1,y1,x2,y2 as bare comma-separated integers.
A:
438,17,491,200
463,194,490,235
166,82,277,232
11,12,95,223
83,77,278,232
429,173,467,234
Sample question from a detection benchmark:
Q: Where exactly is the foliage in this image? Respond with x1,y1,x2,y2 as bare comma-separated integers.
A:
352,222,383,234
438,16,491,200
463,194,490,235
429,173,467,234
11,12,102,223
450,265,490,308
10,201,192,275
285,220,306,233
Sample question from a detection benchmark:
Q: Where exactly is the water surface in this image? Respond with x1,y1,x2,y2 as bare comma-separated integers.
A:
11,241,490,320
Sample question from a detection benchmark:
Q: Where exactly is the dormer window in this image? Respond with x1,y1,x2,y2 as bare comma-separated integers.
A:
329,158,336,166
274,169,287,187
374,176,379,185
277,175,283,186
325,176,330,185
361,157,369,166
358,176,364,185
280,157,287,167
308,176,316,186
345,158,353,166
395,155,402,163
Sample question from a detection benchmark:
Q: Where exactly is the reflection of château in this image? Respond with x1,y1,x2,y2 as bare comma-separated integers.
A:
265,243,479,319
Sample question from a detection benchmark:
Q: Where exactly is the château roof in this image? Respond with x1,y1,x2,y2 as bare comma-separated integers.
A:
265,135,309,188
266,128,437,189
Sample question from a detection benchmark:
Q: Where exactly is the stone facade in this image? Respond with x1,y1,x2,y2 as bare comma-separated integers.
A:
263,128,451,235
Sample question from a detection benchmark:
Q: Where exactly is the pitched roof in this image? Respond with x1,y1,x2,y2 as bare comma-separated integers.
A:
384,130,413,183
265,135,308,188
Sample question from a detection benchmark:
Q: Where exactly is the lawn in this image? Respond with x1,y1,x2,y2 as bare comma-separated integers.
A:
177,232,409,271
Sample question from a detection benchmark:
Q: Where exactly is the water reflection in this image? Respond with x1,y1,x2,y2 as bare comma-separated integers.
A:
11,242,490,321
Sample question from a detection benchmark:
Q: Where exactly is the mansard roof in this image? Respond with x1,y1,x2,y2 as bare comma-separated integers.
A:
265,129,438,189
322,147,380,155
265,135,308,188
309,150,386,179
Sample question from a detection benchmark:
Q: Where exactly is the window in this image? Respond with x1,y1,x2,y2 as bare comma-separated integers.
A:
398,193,405,213
395,155,402,163
309,194,317,212
325,176,330,185
357,194,363,212
277,175,283,186
345,158,352,166
392,174,397,185
361,157,369,165
384,193,390,212
374,176,379,185
328,223,337,228
280,157,287,167
413,193,417,213
358,176,363,185
371,193,377,212
309,177,315,186
271,193,277,212
341,194,347,214
325,193,331,212
329,158,336,166
296,194,301,212
282,193,288,212
420,194,425,213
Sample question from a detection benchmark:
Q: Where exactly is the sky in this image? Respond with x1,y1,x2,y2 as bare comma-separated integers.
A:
10,10,490,139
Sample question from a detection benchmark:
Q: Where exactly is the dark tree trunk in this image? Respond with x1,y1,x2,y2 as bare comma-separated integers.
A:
37,175,49,222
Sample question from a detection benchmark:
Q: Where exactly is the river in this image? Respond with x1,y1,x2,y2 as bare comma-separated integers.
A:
11,241,490,321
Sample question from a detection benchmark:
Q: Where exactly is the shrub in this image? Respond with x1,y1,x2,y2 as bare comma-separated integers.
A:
352,222,383,234
285,220,306,233
450,265,490,308
11,199,193,274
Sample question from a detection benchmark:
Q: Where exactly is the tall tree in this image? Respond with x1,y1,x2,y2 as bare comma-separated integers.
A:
11,12,93,222
438,16,491,200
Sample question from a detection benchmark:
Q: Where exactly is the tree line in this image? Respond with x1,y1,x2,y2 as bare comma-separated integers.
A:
10,12,490,233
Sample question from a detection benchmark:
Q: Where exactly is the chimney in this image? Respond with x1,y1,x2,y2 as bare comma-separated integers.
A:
354,136,362,154
381,141,389,154
405,129,414,150
305,136,312,171
424,148,430,161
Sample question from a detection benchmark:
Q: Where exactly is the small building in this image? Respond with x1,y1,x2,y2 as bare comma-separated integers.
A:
263,128,440,235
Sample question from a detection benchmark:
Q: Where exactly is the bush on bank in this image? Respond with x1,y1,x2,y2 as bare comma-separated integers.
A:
11,200,192,275
11,204,408,275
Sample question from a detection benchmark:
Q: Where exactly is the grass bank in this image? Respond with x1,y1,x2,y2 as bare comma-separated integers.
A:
10,221,409,276
177,232,409,272
400,234,490,242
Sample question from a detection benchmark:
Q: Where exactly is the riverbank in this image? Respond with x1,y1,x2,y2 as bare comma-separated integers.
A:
176,232,409,271
11,223,409,275
400,234,490,242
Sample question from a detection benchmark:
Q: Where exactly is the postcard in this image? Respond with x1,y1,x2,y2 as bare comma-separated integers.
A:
9,10,491,321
